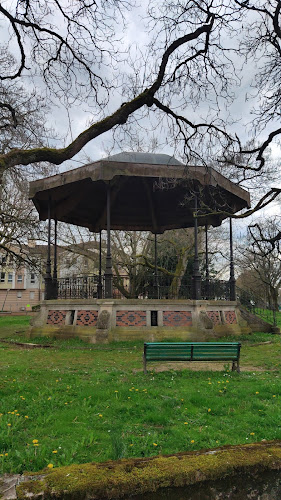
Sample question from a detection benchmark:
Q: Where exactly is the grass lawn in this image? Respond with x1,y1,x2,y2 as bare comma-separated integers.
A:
0,316,280,474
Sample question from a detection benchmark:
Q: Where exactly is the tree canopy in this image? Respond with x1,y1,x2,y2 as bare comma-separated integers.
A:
0,1,280,235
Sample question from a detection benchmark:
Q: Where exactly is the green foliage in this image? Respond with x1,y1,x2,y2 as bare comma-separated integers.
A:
0,320,280,474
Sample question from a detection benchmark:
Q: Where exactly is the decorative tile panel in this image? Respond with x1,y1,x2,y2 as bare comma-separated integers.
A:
206,311,221,325
224,310,237,324
47,310,66,325
163,311,192,327
76,310,98,326
116,310,146,327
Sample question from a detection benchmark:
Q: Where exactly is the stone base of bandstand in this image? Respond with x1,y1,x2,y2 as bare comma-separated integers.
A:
27,298,266,343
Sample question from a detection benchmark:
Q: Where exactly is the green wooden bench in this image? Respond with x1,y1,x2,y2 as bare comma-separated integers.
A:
143,342,241,374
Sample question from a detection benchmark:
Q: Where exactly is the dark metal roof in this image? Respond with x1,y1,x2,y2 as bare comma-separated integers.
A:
29,152,250,233
103,152,183,165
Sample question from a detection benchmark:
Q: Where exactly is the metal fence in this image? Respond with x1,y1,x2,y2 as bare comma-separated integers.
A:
236,287,277,326
57,274,232,301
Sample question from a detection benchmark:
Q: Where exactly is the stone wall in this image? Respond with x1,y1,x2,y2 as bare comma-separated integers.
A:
30,298,254,343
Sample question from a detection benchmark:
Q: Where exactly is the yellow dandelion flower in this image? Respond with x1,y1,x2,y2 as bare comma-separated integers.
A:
65,403,68,405
98,414,103,417
273,395,276,398
32,439,38,444
135,389,139,391
190,440,195,444
208,382,212,385
0,454,3,457
129,444,134,447
114,390,118,393
226,381,229,383
250,432,255,436
128,397,131,399
208,408,211,412
47,464,54,468
52,450,58,454
5,453,8,456
11,412,15,415
219,390,222,393
255,392,259,394
181,399,184,401
16,413,20,416
25,416,29,419
153,443,158,446
184,422,188,425
34,443,39,447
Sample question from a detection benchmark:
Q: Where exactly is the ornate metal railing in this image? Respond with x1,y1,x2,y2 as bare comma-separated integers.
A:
57,274,232,301
57,275,100,299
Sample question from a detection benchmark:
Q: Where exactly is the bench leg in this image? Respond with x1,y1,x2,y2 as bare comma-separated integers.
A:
232,361,241,373
143,355,147,375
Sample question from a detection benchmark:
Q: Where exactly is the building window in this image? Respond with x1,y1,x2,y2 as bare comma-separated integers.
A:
17,291,22,298
1,256,7,265
30,291,35,300
30,273,36,284
17,275,23,283
0,272,5,282
8,273,13,283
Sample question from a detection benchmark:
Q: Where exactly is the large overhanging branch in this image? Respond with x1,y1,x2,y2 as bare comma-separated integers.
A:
151,97,234,143
248,223,281,254
240,127,281,170
0,17,214,172
195,187,281,220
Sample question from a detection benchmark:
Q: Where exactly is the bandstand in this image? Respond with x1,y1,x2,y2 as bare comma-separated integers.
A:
29,152,252,342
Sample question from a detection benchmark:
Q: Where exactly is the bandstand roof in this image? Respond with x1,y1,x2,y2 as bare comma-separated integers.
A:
29,152,250,234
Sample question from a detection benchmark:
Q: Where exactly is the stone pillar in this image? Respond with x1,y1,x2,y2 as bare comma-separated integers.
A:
229,217,236,301
44,197,53,300
97,230,103,299
192,193,201,300
104,183,113,298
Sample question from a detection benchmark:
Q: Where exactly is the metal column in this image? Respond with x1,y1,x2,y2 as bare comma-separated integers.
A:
53,218,58,299
229,217,236,301
192,194,202,300
97,230,103,298
153,233,160,299
205,224,210,299
104,184,113,298
44,197,53,300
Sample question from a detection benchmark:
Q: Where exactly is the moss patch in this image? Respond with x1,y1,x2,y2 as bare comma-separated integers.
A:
16,441,281,499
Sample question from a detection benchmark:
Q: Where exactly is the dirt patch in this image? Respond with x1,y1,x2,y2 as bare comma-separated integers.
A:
137,362,265,372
